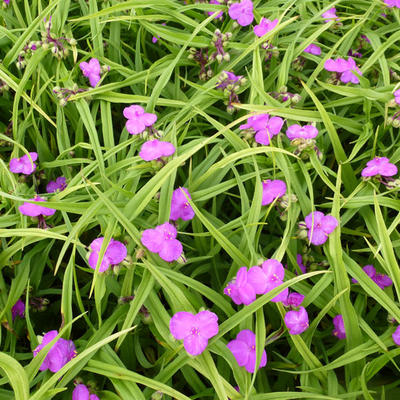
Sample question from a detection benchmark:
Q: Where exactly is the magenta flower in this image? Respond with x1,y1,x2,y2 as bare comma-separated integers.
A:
169,310,218,356
394,90,400,105
282,292,304,308
286,124,318,140
11,299,25,320
284,306,309,335
141,222,183,262
296,254,306,274
3,0,10,5
254,116,284,146
46,176,67,193
33,330,76,373
19,196,56,217
123,105,157,135
361,157,398,177
224,267,257,305
254,18,278,37
139,139,175,161
322,7,339,23
88,237,127,272
304,44,321,55
305,211,338,246
72,384,100,400
228,0,254,26
247,259,288,303
170,187,195,221
9,152,38,175
227,330,267,373
261,179,286,205
393,326,400,345
240,114,270,131
384,0,400,8
79,58,101,88
208,0,224,19
332,315,346,339
351,265,393,289
324,57,362,84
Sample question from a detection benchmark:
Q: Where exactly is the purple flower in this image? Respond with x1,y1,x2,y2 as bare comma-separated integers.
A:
393,325,400,345
247,259,288,303
384,0,400,8
286,124,318,140
19,196,56,217
394,90,400,105
224,267,257,305
79,58,101,88
282,292,304,307
11,299,25,320
304,44,321,55
351,265,393,289
254,116,284,146
9,152,38,175
261,179,286,205
322,7,339,23
3,0,9,5
46,176,67,193
305,211,338,246
169,310,218,356
253,18,278,37
227,329,267,373
141,222,183,262
123,105,157,135
296,254,307,274
139,139,175,161
208,0,224,19
72,384,100,400
284,306,309,335
228,0,254,26
88,237,127,272
324,57,362,84
332,315,346,339
33,330,76,373
170,187,195,221
361,157,397,177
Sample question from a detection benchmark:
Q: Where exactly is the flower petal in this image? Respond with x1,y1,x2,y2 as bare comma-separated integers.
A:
170,311,195,340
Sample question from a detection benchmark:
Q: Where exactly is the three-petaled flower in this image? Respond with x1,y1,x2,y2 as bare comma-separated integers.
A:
304,211,338,246
262,179,287,205
361,157,397,177
324,57,362,84
351,265,393,289
19,196,56,218
228,0,254,26
332,315,346,339
88,237,127,272
123,105,157,135
79,58,101,88
46,176,67,193
284,306,309,335
286,124,318,140
170,310,218,356
139,139,175,161
254,18,278,37
72,384,100,400
322,7,339,23
170,187,195,221
9,152,38,175
304,44,321,55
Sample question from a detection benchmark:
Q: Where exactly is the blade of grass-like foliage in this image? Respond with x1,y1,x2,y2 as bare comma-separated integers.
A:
0,352,29,400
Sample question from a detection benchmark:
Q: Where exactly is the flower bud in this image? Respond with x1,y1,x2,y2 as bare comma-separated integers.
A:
291,93,301,104
70,38,77,46
223,52,230,62
216,53,223,63
392,118,400,128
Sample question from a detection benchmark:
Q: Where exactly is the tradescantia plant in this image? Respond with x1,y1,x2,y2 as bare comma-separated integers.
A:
2,0,400,399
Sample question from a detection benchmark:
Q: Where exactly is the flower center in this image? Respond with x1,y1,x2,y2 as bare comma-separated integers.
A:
165,231,174,240
251,345,255,350
191,327,200,336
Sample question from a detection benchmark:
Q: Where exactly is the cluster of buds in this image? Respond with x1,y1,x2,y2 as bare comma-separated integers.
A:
53,85,87,106
347,35,371,59
295,249,329,271
29,296,49,312
188,48,212,80
269,87,301,105
16,42,38,70
209,29,231,63
390,69,400,81
216,71,246,113
386,111,400,128
0,79,9,93
290,137,323,160
292,56,306,71
261,42,279,63
382,177,400,189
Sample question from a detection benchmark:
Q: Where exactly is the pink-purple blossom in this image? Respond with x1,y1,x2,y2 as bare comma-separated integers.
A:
351,265,393,289
141,222,183,262
393,325,400,345
88,237,127,272
394,90,400,105
170,187,195,221
286,124,318,140
322,7,339,23
228,0,254,26
208,0,224,19
33,330,76,373
296,254,307,274
169,310,218,356
261,179,286,205
72,384,100,400
9,152,38,175
224,267,257,305
139,139,175,161
123,105,157,135
46,176,67,193
282,292,304,308
11,299,25,320
384,0,400,8
324,57,362,84
227,329,267,373
304,44,321,55
305,211,338,246
240,113,284,146
332,315,346,339
79,58,101,88
361,157,398,177
284,306,309,335
254,18,278,37
19,196,56,217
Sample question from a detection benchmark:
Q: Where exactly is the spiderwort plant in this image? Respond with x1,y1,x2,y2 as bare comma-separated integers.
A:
72,384,100,400
239,113,284,145
19,196,56,228
254,18,278,37
139,140,175,162
216,71,246,112
80,58,101,88
228,0,254,27
170,187,195,221
384,0,400,8
332,315,346,339
324,57,362,84
351,265,393,289
284,306,309,335
46,176,67,193
123,105,158,135
261,179,287,206
11,299,25,320
301,211,338,246
393,326,400,345
9,152,38,175
88,237,127,272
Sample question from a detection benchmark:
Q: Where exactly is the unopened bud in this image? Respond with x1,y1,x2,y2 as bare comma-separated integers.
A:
216,53,223,63
392,118,400,128
223,52,230,62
